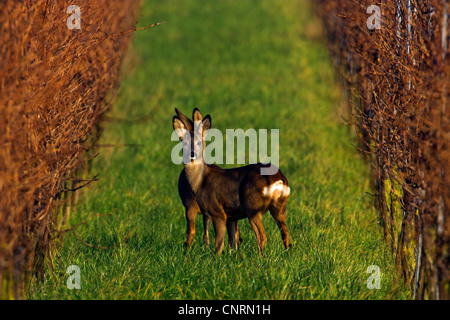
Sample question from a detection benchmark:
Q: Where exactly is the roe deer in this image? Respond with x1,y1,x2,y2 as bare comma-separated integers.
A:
173,108,291,254
175,108,242,249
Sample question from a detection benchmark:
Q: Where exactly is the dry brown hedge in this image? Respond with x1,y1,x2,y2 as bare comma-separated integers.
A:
316,0,449,299
0,0,141,298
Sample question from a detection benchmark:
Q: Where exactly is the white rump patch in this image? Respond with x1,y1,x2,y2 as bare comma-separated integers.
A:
263,180,290,199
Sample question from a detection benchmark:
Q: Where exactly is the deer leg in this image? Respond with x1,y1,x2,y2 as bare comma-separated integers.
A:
248,212,267,253
269,204,291,250
226,220,239,250
184,206,198,249
212,217,227,254
236,224,243,245
202,213,211,246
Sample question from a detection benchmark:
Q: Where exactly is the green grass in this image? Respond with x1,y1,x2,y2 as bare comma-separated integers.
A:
27,0,410,299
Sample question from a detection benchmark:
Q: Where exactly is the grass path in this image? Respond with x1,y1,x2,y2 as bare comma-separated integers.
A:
28,0,410,299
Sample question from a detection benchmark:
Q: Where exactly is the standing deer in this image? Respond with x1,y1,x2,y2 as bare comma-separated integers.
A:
175,109,241,249
173,108,291,254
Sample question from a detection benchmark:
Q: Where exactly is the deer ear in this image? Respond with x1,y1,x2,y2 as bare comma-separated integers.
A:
173,116,187,140
193,108,203,122
175,108,194,131
202,115,211,133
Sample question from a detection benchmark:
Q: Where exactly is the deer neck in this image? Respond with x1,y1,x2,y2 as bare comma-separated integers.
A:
184,161,207,194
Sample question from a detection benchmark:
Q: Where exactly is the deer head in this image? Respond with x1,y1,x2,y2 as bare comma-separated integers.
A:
173,108,211,165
